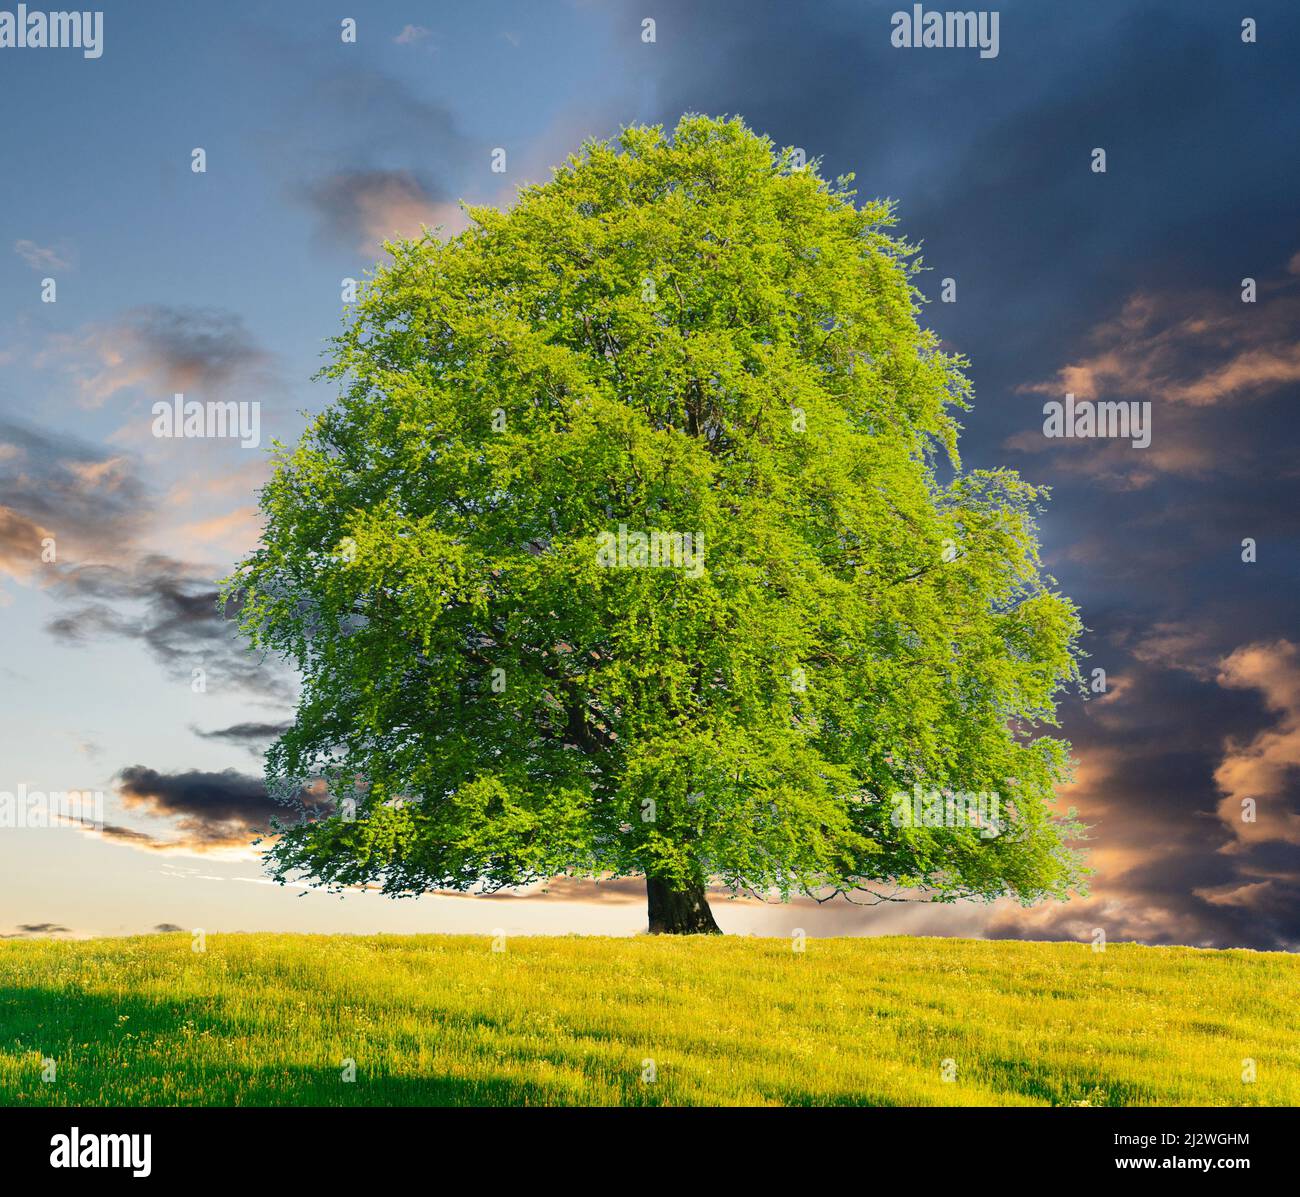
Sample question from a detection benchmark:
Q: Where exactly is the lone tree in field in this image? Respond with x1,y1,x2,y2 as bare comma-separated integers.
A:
227,115,1086,934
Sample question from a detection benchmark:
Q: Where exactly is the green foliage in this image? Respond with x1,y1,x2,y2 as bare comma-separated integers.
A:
225,114,1087,908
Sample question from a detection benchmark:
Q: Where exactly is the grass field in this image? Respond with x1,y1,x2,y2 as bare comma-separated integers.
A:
0,932,1296,1106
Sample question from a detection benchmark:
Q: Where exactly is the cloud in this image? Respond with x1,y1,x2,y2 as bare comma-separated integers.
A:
1002,417,1221,492
1008,260,1300,488
257,60,470,253
172,506,263,557
1213,640,1300,849
1020,278,1300,410
117,763,271,827
46,554,294,702
0,923,75,938
978,623,1300,951
0,505,49,586
165,458,268,503
13,238,74,272
1128,620,1221,681
300,169,466,253
192,721,292,756
0,418,148,586
0,419,285,699
393,24,431,45
107,765,324,854
36,305,273,408
0,923,85,939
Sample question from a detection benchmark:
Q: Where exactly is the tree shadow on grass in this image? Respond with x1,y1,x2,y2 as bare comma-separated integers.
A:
0,984,653,1107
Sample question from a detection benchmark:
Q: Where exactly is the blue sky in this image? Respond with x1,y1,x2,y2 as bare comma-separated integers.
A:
2,0,1299,946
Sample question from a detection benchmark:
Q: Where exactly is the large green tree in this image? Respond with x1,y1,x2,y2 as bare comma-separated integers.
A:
226,115,1086,934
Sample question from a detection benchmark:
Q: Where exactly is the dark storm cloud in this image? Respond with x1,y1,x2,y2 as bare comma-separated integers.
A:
116,765,278,830
46,554,293,702
109,766,326,853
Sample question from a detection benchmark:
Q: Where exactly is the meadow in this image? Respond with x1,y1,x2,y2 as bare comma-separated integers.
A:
0,932,1296,1106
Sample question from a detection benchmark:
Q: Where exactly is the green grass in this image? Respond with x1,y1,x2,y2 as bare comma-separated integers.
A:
0,932,1295,1106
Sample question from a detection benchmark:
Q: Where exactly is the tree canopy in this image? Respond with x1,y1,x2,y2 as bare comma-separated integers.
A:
226,114,1087,933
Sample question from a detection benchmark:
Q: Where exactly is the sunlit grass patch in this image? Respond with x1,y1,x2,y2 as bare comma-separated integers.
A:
0,933,1294,1106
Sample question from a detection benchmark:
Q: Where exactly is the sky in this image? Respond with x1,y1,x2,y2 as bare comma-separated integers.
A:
1,0,1298,948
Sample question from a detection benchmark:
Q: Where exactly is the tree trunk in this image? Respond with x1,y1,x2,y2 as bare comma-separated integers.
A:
646,875,722,934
